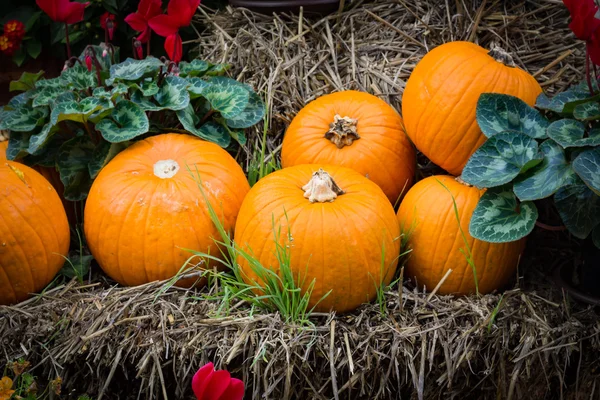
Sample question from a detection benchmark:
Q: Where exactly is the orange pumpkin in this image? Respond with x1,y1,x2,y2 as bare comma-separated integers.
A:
402,41,542,176
0,141,78,223
281,90,416,205
0,160,70,305
397,175,526,295
234,164,400,313
84,133,250,287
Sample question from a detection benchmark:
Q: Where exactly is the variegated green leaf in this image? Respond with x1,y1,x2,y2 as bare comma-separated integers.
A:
573,101,600,121
88,141,128,178
201,77,249,119
176,104,230,147
32,86,66,107
554,178,600,239
179,59,209,77
53,92,77,106
5,132,31,160
536,89,599,114
476,93,548,139
547,119,600,148
513,140,576,201
96,100,149,143
50,97,104,125
461,132,542,188
0,104,47,132
154,76,190,111
62,65,97,90
469,187,538,243
57,136,96,201
28,123,58,154
225,90,265,129
573,148,600,195
10,71,45,92
107,57,163,85
131,90,164,111
26,138,63,167
206,63,229,75
36,76,67,89
187,77,211,98
132,79,159,96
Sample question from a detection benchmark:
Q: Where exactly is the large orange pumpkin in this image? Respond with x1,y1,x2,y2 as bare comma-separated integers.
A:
397,175,526,295
84,133,250,287
281,91,416,205
0,141,78,223
402,41,542,176
234,164,400,313
0,160,70,305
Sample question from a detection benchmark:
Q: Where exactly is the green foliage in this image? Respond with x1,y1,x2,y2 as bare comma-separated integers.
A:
461,80,600,248
2,47,266,201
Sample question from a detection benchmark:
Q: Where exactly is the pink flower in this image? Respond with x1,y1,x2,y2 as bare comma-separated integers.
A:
192,363,244,400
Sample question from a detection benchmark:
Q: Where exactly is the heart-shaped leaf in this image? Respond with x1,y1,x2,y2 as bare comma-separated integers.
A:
536,89,599,114
28,123,58,154
132,79,159,96
179,59,210,77
513,140,576,201
187,77,211,98
57,136,96,201
36,76,67,89
554,178,600,239
154,76,190,111
572,148,600,195
201,77,249,119
62,65,97,90
225,90,265,129
206,63,229,76
5,132,31,160
461,132,543,188
547,119,600,148
476,93,548,139
131,90,164,111
88,141,128,178
107,57,163,85
0,104,47,132
32,86,67,107
50,97,104,125
469,187,538,243
573,101,600,121
176,104,231,147
96,100,149,143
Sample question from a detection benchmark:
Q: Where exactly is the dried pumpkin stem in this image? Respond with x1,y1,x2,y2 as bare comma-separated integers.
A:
488,43,516,68
325,114,360,148
302,168,345,203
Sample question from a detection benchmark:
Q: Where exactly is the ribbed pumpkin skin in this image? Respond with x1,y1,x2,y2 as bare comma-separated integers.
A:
234,164,400,313
84,133,250,287
1,141,77,223
397,175,526,295
402,42,542,176
0,161,70,305
281,91,416,204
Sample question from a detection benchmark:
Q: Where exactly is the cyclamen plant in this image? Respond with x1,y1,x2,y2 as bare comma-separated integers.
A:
459,0,600,249
1,0,265,202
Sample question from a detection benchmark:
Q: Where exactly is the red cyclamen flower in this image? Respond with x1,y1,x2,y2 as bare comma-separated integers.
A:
134,40,143,59
563,0,600,64
85,54,93,71
125,0,163,44
4,20,25,42
100,12,117,41
36,0,89,24
148,0,200,63
192,363,244,400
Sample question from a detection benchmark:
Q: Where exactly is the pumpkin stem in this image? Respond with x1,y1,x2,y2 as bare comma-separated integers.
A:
488,43,516,68
302,168,345,203
154,159,180,179
325,114,360,148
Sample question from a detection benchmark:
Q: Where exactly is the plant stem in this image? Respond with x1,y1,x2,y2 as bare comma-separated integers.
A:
65,23,72,59
201,109,215,124
535,221,566,231
147,34,151,57
586,47,595,96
